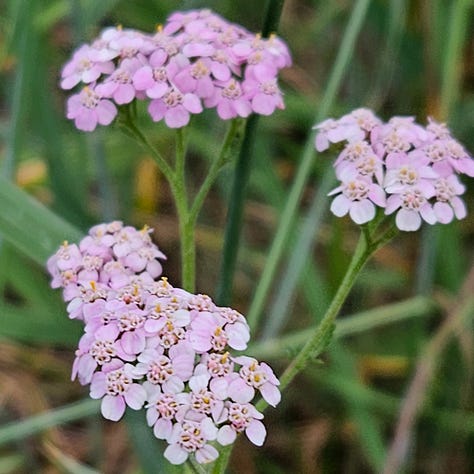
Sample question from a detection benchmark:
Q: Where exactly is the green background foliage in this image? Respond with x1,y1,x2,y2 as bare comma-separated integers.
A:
0,0,473,472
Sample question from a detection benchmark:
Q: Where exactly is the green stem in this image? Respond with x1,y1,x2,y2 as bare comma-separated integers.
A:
211,445,232,474
179,218,196,293
256,223,395,412
173,128,195,292
189,119,242,223
175,128,187,186
247,0,372,330
278,231,372,389
119,117,175,186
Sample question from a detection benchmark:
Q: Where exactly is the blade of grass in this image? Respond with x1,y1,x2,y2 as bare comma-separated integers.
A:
317,371,474,436
216,0,286,305
2,0,35,179
0,399,100,447
416,0,472,294
124,410,181,474
0,175,82,266
330,343,386,471
248,0,372,331
366,0,407,109
247,296,436,359
43,442,100,474
0,304,81,346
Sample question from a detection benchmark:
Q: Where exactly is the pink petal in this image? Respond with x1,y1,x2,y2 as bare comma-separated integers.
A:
124,384,147,409
121,331,145,355
260,382,281,407
385,195,402,215
196,77,214,98
90,372,106,398
451,196,467,219
114,84,135,104
216,100,234,119
61,74,81,90
252,93,275,115
76,355,97,385
146,407,159,426
396,209,421,231
96,100,117,125
211,62,231,81
164,444,188,465
144,318,166,333
419,204,437,225
133,66,154,90
195,445,219,464
217,426,237,446
101,395,126,421
201,417,218,439
147,82,168,99
228,378,254,403
330,194,350,217
349,200,375,224
183,42,214,57
315,133,329,152
75,110,98,132
153,418,173,440
162,377,184,394
148,100,166,122
233,99,252,118
183,94,203,114
369,185,386,207
246,419,267,446
165,106,190,128
434,202,454,224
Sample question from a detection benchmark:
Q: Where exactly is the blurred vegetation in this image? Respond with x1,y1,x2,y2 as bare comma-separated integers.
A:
0,0,473,473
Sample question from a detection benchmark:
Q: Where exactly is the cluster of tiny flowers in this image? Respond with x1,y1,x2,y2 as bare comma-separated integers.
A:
47,221,280,465
314,109,474,231
61,8,291,131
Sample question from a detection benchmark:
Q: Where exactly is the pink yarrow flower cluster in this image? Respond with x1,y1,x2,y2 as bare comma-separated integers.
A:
61,9,291,131
47,222,280,466
314,109,473,231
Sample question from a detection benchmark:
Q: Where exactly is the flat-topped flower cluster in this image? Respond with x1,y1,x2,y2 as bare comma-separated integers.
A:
47,222,280,465
61,8,291,131
314,109,473,231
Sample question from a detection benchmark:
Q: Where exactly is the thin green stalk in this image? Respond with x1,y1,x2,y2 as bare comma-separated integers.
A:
173,128,195,291
278,230,372,390
216,0,286,306
175,128,187,189
189,119,242,222
119,118,175,186
256,223,395,412
211,445,232,474
179,218,196,292
247,0,372,330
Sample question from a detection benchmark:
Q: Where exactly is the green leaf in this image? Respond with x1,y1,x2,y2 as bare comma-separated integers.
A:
0,399,99,447
0,304,81,346
0,176,82,266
